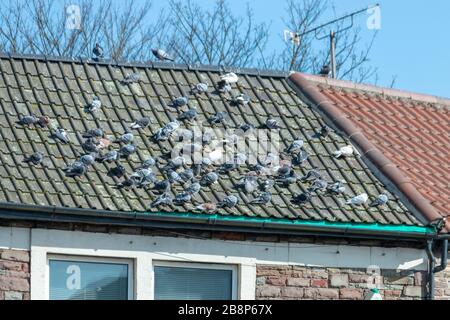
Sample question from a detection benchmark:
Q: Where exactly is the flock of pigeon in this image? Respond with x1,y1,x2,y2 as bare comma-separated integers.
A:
17,46,390,215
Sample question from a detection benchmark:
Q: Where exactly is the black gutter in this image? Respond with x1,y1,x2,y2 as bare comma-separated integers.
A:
425,239,448,300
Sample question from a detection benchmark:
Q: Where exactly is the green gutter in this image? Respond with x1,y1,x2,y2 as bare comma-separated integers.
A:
141,211,435,235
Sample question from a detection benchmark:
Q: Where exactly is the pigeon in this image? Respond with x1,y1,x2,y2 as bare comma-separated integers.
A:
117,178,138,190
237,123,254,136
119,144,136,157
185,181,201,195
237,175,258,193
170,96,188,109
217,82,232,93
107,164,126,179
178,107,197,121
192,83,208,94
250,192,272,205
319,125,331,138
86,96,102,113
37,116,50,128
23,152,44,166
202,131,213,146
319,64,331,77
333,145,354,159
177,129,194,142
192,157,212,176
97,150,118,163
130,168,156,188
292,192,312,205
17,115,38,126
173,192,192,205
152,48,174,61
54,127,70,143
139,157,156,169
428,218,447,232
265,117,280,129
285,139,304,154
152,180,171,193
277,164,292,178
64,161,87,178
233,93,250,106
121,73,141,85
346,193,369,206
92,43,104,60
114,133,134,144
162,156,185,172
164,120,180,133
307,179,328,193
195,203,217,213
369,191,389,208
200,172,219,187
300,169,321,182
151,193,173,208
208,111,228,125
276,174,299,187
292,149,309,166
260,179,274,191
80,154,96,166
82,138,100,153
218,195,239,208
219,72,239,85
130,117,150,130
97,138,111,150
327,181,346,194
166,170,183,184
83,128,104,138
153,121,180,142
179,168,194,182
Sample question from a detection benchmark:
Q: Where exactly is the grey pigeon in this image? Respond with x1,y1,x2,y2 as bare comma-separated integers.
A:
117,178,137,190
265,117,280,129
217,82,232,93
55,127,70,143
83,128,104,138
139,157,156,169
92,43,104,59
80,154,96,166
17,115,38,126
86,96,101,113
107,164,126,178
97,150,118,163
23,152,44,166
179,169,194,182
369,192,389,208
162,156,185,172
300,169,321,182
202,132,213,145
276,174,299,187
170,96,188,109
218,195,239,208
192,83,208,94
178,107,197,121
293,149,309,166
237,175,258,193
327,181,346,194
174,192,192,205
64,161,87,178
250,192,272,205
292,192,312,205
208,111,228,125
114,132,134,144
82,139,100,153
285,139,304,154
121,73,141,85
233,93,250,106
151,193,173,208
131,169,156,188
152,48,174,61
119,144,136,158
277,164,292,178
152,180,171,193
185,181,201,195
307,179,328,193
166,170,183,184
260,179,274,191
200,172,219,186
153,128,171,142
130,117,150,130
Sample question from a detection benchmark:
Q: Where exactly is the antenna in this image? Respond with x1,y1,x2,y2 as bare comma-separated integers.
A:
286,3,380,79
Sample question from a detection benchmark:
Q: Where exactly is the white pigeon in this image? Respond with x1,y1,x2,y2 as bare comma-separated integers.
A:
208,149,223,162
333,145,354,158
55,127,70,143
88,96,102,113
220,72,239,84
346,193,368,206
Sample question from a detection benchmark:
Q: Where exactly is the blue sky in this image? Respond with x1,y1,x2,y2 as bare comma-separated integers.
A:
148,0,449,98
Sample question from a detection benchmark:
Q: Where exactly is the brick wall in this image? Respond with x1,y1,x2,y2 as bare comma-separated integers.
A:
256,265,429,300
0,249,30,300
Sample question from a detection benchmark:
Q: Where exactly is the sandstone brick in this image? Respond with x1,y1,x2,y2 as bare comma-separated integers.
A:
4,291,23,300
348,274,373,283
435,278,449,289
0,291,4,300
281,287,304,298
330,274,349,288
266,276,287,286
311,279,328,288
256,286,281,298
0,260,24,272
23,292,30,300
382,290,402,299
340,288,364,300
0,277,29,292
403,286,423,298
304,288,339,299
384,276,414,286
0,250,29,263
286,278,310,287
3,270,29,279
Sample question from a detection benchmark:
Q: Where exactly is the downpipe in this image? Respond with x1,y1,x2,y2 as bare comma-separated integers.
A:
426,239,448,300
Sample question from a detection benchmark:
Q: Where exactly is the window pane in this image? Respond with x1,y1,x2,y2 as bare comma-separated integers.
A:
49,260,129,300
154,266,233,300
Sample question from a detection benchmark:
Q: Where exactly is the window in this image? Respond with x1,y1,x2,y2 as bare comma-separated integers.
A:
153,262,237,300
48,256,133,300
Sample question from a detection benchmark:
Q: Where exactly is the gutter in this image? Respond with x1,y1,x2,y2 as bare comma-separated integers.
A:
0,202,435,241
287,72,449,233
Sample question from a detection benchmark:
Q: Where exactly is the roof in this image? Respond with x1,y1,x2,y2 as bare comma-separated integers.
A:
288,72,449,232
0,53,423,229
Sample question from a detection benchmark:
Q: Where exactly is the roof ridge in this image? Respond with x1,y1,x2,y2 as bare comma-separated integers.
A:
297,72,450,107
287,72,448,233
0,51,288,78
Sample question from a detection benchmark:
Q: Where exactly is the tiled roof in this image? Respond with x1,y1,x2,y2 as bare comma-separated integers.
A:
0,54,422,226
295,73,449,223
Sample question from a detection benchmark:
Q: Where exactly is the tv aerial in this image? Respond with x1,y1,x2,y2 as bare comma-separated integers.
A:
284,3,380,79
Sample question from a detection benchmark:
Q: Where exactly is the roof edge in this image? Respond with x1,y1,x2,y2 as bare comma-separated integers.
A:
287,72,449,233
297,72,450,107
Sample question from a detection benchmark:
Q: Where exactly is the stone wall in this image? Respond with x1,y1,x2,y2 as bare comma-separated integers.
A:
0,249,30,300
256,264,429,300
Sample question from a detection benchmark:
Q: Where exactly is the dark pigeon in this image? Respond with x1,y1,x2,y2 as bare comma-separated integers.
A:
23,152,44,166
107,165,126,179
250,192,272,205
130,117,151,130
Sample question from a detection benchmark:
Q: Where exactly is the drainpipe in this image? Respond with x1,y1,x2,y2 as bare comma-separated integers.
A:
426,239,448,300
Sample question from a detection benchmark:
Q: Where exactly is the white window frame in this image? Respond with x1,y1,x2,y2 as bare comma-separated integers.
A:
152,260,238,300
47,254,134,300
